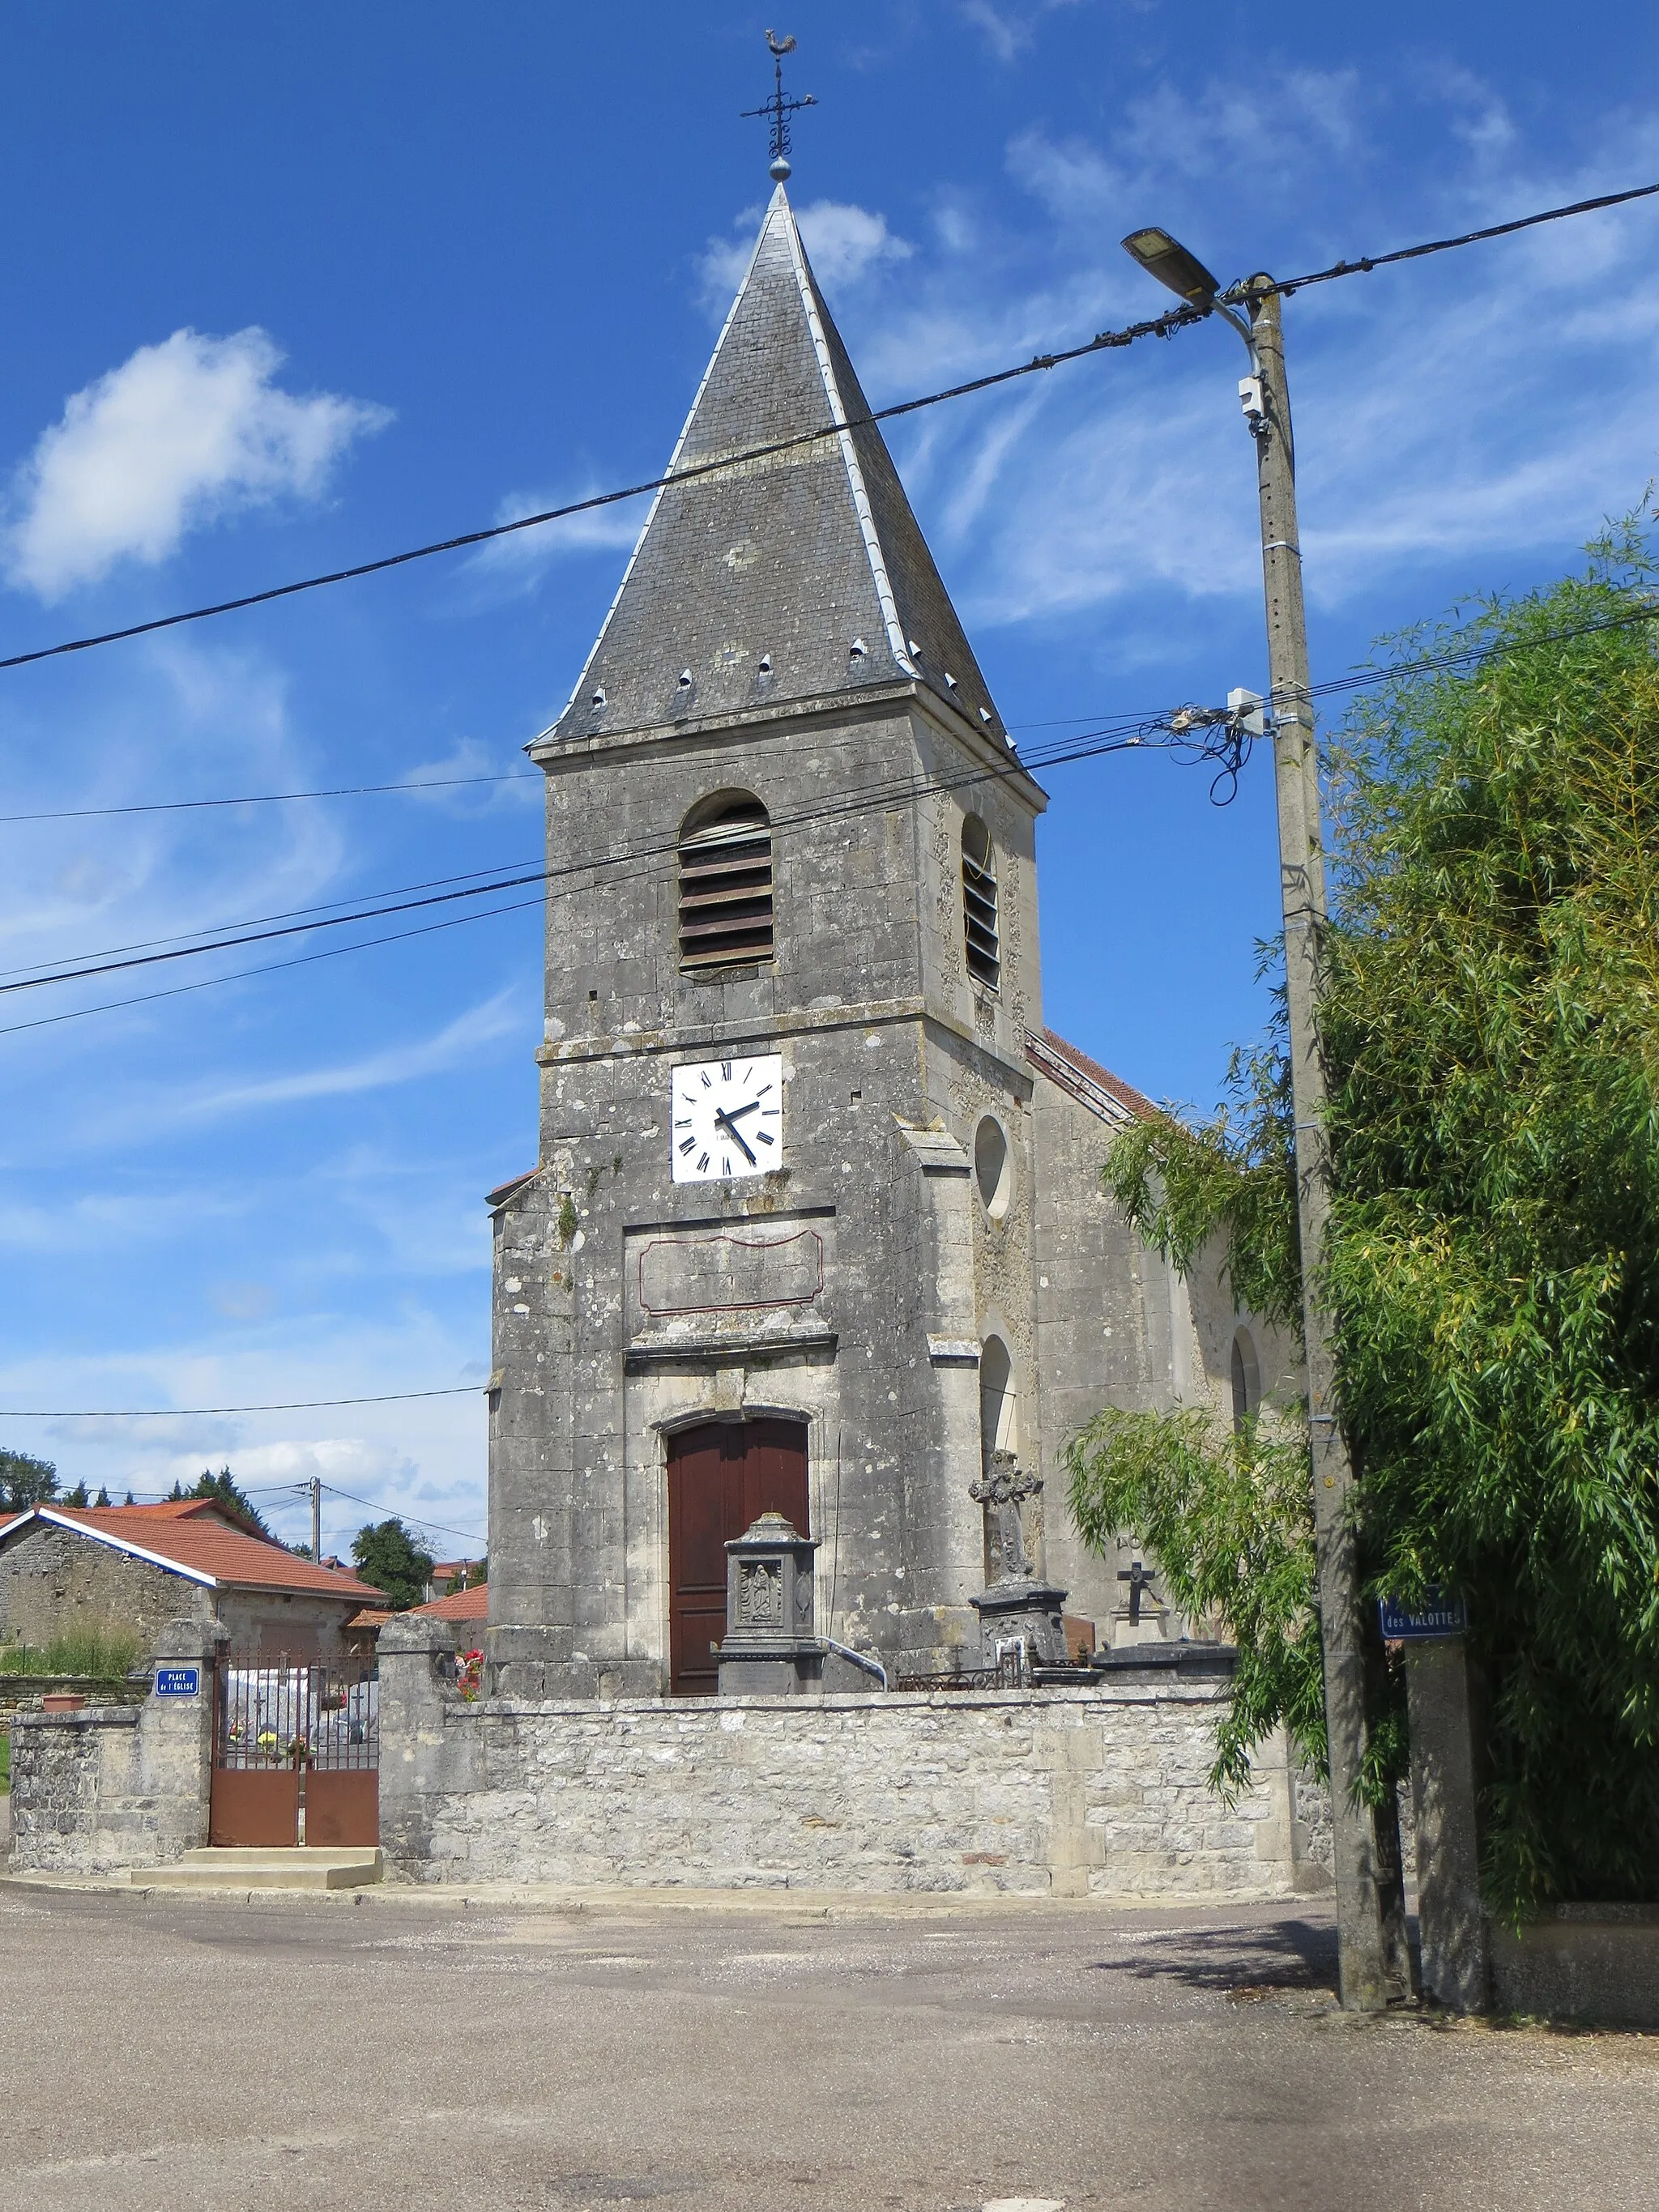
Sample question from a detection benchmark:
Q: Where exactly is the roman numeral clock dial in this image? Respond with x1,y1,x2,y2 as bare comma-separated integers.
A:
669,1055,783,1184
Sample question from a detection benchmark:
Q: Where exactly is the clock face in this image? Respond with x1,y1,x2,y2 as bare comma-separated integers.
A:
670,1055,783,1183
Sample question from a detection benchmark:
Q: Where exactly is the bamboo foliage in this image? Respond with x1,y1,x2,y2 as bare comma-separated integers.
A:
1068,525,1659,1914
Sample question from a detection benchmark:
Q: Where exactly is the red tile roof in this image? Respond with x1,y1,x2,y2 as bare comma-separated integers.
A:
413,1580,488,1622
1026,1028,1161,1125
487,1168,539,1210
0,1502,385,1603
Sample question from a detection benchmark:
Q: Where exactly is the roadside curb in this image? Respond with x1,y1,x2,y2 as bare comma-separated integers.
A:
1,1869,1311,1917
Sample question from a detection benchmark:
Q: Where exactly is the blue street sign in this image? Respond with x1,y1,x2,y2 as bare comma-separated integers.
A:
154,1665,201,1698
1379,1593,1468,1640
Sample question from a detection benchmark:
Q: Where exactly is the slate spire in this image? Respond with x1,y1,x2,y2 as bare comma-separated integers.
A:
550,186,1004,745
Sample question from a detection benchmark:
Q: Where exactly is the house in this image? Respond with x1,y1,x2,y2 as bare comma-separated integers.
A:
424,1559,482,1603
0,1499,386,1666
336,1583,484,1664
413,1581,488,1626
343,1607,394,1663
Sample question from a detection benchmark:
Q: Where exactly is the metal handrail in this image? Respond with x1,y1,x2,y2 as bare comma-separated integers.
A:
818,1636,889,1690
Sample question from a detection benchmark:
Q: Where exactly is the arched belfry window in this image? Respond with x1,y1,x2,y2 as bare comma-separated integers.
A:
678,793,774,971
962,815,1000,991
979,1335,1017,1468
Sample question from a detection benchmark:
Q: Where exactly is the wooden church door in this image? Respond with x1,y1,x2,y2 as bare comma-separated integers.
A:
667,1418,808,1694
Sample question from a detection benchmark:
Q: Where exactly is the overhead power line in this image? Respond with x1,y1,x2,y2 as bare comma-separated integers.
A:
8,585,1659,1026
0,303,1208,676
3,589,1657,1040
0,699,1154,830
1,173,1653,683
0,1387,481,1416
1242,176,1659,299
64,1475,489,1549
0,863,553,997
0,708,1171,1012
298,1481,486,1548
0,767,541,827
0,850,548,985
0,893,548,1038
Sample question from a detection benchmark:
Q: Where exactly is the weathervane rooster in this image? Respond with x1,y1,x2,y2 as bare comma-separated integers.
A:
742,30,816,181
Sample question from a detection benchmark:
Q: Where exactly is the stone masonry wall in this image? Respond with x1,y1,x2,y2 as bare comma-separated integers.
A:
381,1619,1328,1898
0,1521,215,1649
7,1619,216,1874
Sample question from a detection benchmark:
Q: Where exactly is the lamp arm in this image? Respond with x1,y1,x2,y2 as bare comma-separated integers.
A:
1212,298,1260,373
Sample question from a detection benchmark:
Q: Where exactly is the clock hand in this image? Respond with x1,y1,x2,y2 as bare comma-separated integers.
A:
721,1098,762,1123
713,1107,758,1166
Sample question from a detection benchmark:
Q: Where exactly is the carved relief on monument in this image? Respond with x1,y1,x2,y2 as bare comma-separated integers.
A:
638,1226,824,1315
737,1559,783,1626
624,1213,838,1358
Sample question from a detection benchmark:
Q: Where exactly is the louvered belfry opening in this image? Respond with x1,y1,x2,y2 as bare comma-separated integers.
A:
678,794,775,971
962,814,1000,991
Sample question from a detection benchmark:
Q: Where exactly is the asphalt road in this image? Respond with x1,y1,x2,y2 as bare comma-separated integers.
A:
2,1884,1655,2212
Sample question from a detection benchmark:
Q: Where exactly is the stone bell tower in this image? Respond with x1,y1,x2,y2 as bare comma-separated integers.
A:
484,184,1052,1697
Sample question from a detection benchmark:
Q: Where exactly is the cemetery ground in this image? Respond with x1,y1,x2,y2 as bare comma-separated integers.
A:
2,1885,1656,2210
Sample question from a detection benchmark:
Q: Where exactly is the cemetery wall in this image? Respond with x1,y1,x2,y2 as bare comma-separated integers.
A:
6,1620,215,1874
380,1615,1332,1897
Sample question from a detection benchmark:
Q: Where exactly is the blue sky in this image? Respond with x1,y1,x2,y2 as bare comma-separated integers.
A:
2,0,1656,1554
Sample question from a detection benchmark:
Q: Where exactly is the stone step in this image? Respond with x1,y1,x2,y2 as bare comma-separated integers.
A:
139,1848,382,1891
178,1846,381,1868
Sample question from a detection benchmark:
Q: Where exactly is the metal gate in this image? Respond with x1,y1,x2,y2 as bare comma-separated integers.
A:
210,1660,379,1848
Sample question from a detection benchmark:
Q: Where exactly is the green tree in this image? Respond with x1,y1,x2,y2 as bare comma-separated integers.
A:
1068,1403,1326,1793
62,1482,89,1507
0,1450,60,1510
189,1465,271,1538
1068,526,1659,1917
351,1519,435,1609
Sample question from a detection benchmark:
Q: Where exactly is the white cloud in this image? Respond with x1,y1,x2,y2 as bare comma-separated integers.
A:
207,1434,411,1492
463,485,647,597
398,735,544,816
796,201,914,289
826,83,1659,641
696,220,763,313
0,1316,489,1545
0,638,348,1053
959,0,1089,62
695,199,911,318
6,327,390,599
1005,130,1124,220
176,991,524,1122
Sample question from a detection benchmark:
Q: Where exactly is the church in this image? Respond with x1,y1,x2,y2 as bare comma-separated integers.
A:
482,185,1288,1698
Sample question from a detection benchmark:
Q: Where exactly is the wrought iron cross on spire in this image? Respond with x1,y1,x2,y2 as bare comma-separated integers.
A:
741,30,817,182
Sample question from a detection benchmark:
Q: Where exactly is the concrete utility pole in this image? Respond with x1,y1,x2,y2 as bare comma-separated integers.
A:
310,1476,322,1565
1121,232,1404,2010
1243,277,1398,2011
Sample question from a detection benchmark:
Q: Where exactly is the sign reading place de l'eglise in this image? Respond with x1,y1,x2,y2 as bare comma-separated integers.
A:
1378,1592,1469,1641
153,1665,201,1698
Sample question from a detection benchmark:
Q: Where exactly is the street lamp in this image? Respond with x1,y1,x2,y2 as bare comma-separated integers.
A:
1120,227,1265,412
1122,229,1406,2014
